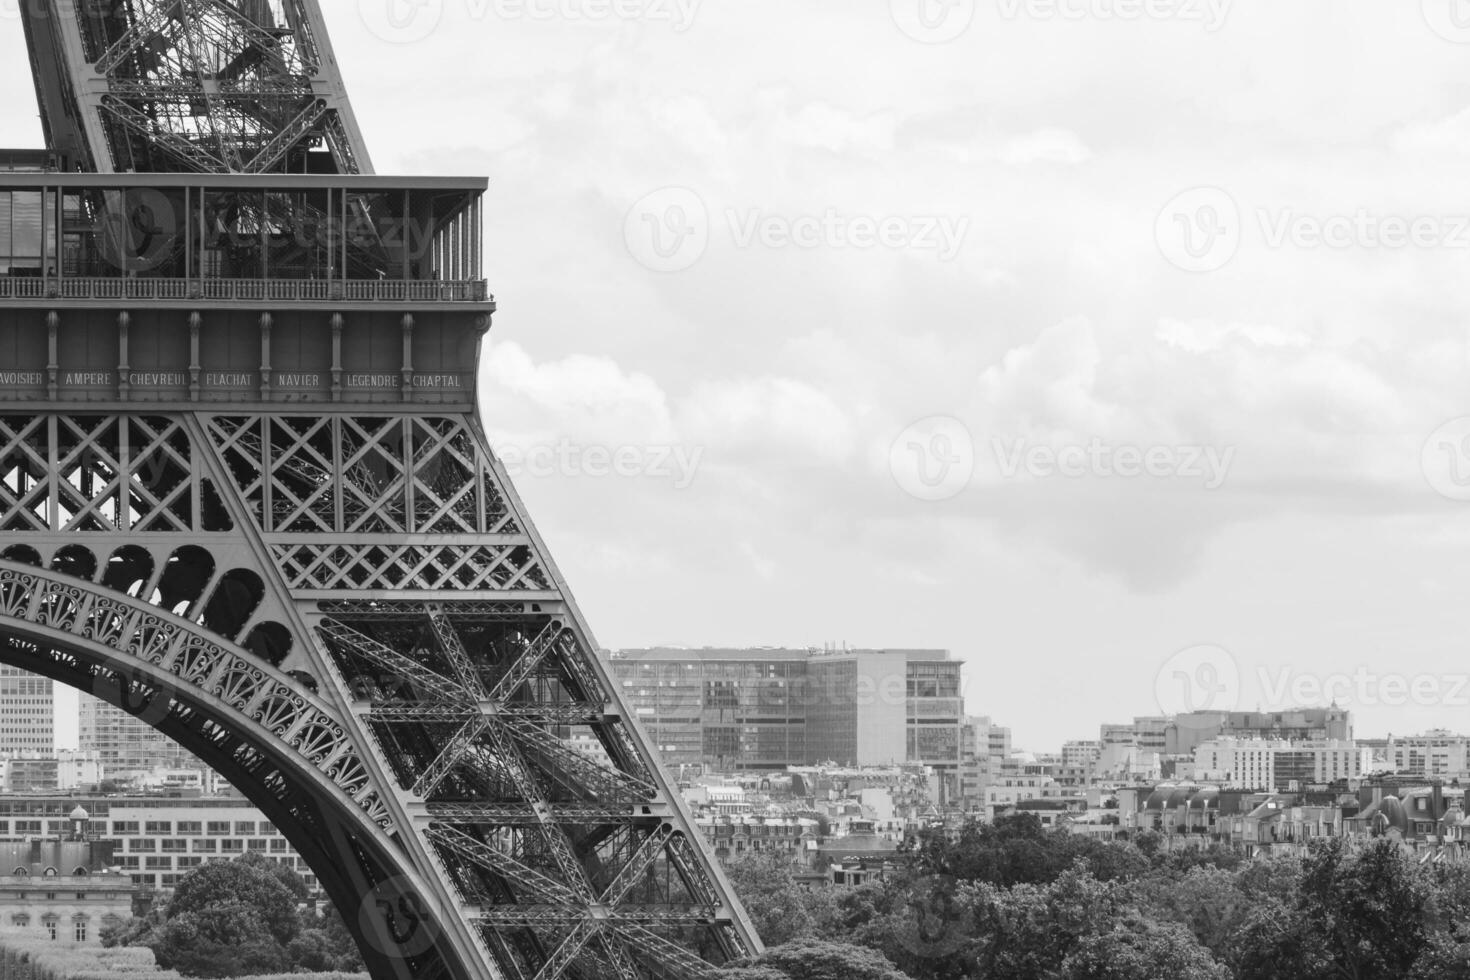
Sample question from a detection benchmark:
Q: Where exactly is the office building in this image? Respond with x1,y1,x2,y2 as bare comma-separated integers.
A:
610,647,966,785
78,695,197,783
0,667,51,755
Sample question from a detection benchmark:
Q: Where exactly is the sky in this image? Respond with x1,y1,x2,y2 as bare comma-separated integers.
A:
6,1,1470,753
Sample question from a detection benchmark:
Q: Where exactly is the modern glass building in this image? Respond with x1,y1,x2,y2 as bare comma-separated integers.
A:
610,647,966,782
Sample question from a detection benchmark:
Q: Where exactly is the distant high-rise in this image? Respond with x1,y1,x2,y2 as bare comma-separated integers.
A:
0,667,51,755
78,696,193,782
610,647,966,786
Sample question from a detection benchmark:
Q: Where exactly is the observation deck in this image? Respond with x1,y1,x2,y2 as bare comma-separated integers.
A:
0,172,493,409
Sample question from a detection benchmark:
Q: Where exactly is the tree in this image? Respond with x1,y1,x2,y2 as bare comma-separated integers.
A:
1238,839,1427,980
723,851,836,946
1061,918,1230,980
148,901,290,978
128,853,321,977
167,855,302,946
971,864,1121,980
734,938,913,980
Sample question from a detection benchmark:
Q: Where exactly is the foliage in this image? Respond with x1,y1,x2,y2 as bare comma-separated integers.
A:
1060,917,1230,980
721,814,1470,980
732,938,912,980
0,927,365,980
723,851,838,946
106,855,361,978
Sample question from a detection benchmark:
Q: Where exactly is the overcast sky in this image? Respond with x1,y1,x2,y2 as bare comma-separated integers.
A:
7,1,1470,753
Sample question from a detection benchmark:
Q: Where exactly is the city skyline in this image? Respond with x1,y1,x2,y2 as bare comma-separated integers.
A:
4,7,1469,755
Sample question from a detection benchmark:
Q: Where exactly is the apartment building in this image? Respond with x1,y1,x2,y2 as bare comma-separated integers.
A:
1192,738,1369,790
0,838,135,944
1164,708,1353,756
0,795,317,894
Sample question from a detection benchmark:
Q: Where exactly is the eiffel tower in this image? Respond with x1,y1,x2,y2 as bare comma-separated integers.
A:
0,3,760,979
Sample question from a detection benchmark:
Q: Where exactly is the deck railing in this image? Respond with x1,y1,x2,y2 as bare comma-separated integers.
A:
0,277,490,303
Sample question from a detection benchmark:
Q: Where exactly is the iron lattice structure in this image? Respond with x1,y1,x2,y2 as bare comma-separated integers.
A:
23,0,370,174
2,7,763,980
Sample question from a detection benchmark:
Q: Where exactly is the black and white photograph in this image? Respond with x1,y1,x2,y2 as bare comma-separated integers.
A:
1,2,1469,979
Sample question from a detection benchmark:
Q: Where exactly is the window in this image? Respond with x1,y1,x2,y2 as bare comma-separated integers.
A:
110,821,139,835
234,821,255,835
259,822,276,835
45,922,56,941
10,915,27,927
161,840,186,853
176,821,201,835
73,921,86,942
191,840,216,853
145,821,171,835
206,821,229,836
220,839,243,853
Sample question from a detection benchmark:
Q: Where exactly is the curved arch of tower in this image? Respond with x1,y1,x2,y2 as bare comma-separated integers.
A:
1,4,761,980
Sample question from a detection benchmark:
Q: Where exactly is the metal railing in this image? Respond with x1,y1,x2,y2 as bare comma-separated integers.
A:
0,277,490,303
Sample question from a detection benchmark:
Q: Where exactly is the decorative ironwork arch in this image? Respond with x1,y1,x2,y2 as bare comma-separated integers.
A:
0,560,470,980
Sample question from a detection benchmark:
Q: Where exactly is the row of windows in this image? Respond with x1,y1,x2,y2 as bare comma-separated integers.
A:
10,915,117,942
110,820,274,835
